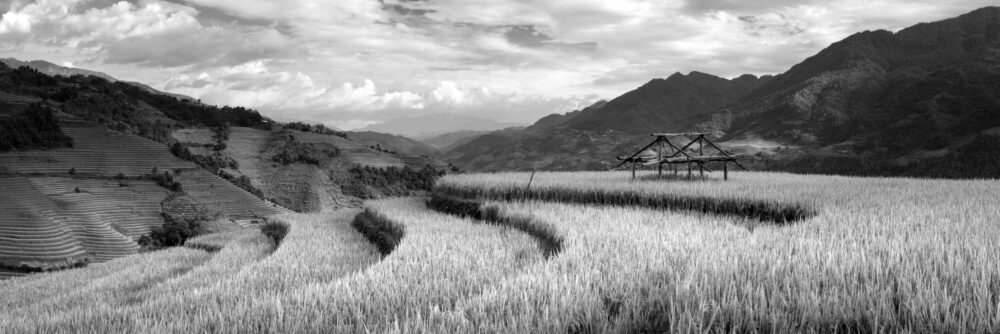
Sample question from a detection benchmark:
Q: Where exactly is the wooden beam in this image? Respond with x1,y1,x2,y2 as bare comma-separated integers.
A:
613,137,661,170
724,161,728,181
701,137,747,170
651,132,706,137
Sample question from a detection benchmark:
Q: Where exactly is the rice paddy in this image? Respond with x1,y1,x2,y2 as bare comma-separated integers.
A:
3,170,999,333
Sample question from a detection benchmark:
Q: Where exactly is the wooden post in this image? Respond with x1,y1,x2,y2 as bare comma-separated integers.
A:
687,162,692,179
723,161,728,181
657,140,663,178
698,135,704,179
631,161,636,180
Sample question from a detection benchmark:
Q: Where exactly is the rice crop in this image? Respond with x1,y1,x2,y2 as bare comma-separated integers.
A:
2,170,999,333
436,171,818,223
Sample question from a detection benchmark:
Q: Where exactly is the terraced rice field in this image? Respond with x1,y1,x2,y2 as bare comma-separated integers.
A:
173,169,284,218
3,171,999,332
0,124,289,275
28,177,169,239
219,127,327,212
0,123,195,176
0,177,88,269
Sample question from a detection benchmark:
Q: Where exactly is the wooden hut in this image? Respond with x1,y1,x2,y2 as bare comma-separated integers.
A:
614,133,745,180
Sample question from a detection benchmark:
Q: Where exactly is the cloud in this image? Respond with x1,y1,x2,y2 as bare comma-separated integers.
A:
2,0,997,129
0,0,293,67
163,60,599,129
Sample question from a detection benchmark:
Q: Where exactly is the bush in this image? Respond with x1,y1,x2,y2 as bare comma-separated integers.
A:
340,164,444,198
144,170,182,192
351,209,404,256
140,213,205,248
260,219,290,248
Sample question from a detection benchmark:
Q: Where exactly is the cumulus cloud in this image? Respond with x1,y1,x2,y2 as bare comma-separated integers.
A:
0,0,293,67
1,0,996,130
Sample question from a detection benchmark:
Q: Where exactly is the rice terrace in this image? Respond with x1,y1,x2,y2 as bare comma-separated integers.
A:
3,1,1000,334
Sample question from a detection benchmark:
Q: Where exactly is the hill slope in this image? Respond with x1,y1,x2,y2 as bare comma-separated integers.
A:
0,57,448,275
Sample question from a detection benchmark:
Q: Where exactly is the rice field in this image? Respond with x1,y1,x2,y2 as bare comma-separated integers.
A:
2,170,999,333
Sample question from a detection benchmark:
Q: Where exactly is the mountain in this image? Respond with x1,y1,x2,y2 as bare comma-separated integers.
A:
525,100,607,133
346,131,442,157
564,73,769,133
446,6,1000,177
702,6,1000,175
359,113,521,138
0,58,194,101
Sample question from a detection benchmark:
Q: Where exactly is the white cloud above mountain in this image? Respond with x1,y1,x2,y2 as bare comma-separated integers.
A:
0,0,995,129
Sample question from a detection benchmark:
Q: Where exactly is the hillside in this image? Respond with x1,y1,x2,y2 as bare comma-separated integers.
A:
0,117,282,274
172,126,448,212
701,6,1000,176
0,58,194,101
447,6,1000,177
0,58,449,276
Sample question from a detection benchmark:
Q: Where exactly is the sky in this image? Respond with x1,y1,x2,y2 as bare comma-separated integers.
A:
0,0,994,130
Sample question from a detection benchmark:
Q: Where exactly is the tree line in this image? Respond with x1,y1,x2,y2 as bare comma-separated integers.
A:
0,103,74,151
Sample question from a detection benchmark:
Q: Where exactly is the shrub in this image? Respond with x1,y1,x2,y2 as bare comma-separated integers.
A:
145,170,182,192
140,213,205,248
340,164,444,198
260,219,290,248
351,209,404,256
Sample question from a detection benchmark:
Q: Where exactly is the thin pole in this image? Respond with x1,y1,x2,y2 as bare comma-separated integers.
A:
698,135,704,179
723,161,728,181
526,168,536,192
631,161,636,180
657,141,663,178
687,162,692,179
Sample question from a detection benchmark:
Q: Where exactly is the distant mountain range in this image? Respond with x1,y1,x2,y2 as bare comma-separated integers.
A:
359,113,522,139
445,6,1000,178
